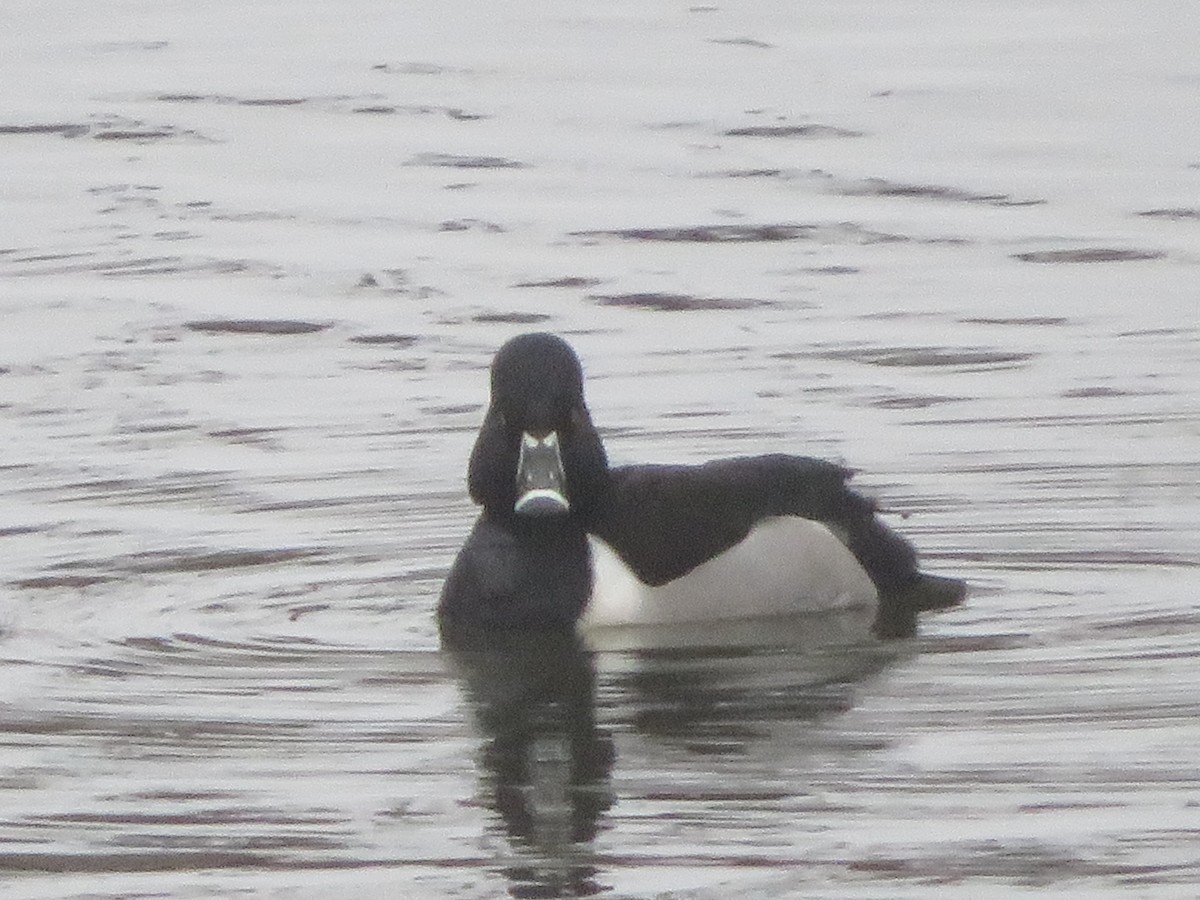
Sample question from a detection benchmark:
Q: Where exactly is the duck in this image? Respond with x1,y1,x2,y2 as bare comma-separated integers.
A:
438,332,966,642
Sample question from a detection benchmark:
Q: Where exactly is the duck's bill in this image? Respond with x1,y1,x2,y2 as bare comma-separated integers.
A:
514,431,570,515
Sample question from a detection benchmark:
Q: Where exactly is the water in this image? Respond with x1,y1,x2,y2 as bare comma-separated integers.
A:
2,1,1199,896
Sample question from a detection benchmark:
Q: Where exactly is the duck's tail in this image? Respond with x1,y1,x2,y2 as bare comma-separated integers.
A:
805,468,966,639
873,572,967,639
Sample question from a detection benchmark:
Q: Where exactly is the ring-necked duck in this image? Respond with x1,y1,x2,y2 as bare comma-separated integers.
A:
439,333,966,640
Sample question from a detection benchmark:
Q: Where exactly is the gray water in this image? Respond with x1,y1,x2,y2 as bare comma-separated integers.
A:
3,1,1199,897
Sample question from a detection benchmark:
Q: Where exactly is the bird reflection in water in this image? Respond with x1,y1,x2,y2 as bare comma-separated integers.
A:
441,608,899,897
442,624,614,898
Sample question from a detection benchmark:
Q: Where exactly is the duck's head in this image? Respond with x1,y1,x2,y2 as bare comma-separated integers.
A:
467,333,610,521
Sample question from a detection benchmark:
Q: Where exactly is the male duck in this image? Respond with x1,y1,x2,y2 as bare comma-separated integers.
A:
439,333,966,640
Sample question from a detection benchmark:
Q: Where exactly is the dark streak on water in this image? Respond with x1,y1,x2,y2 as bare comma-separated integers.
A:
407,152,527,170
723,124,865,139
184,320,332,336
839,177,1046,207
589,293,773,312
1136,208,1200,220
1012,248,1167,263
512,277,604,289
348,334,421,347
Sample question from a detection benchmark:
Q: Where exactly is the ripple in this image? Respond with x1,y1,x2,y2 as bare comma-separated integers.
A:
0,122,90,138
1136,207,1200,220
184,319,332,335
723,123,864,139
1013,248,1166,263
588,292,773,312
471,310,552,324
778,345,1036,369
348,333,420,347
840,177,1045,207
406,152,525,169
571,222,908,244
512,276,603,289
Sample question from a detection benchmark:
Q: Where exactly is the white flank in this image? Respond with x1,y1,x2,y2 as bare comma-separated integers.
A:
580,516,877,630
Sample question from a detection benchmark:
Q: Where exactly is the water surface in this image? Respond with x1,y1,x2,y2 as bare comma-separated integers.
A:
2,1,1198,897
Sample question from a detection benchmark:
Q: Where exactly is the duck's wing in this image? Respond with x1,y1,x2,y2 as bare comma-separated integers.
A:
592,454,899,587
593,454,966,637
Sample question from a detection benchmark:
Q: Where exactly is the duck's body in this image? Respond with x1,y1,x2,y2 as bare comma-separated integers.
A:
438,333,965,641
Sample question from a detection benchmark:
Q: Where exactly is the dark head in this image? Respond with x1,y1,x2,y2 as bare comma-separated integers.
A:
468,333,610,521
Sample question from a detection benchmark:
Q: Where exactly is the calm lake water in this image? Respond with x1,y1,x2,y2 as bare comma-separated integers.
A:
2,1,1198,897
